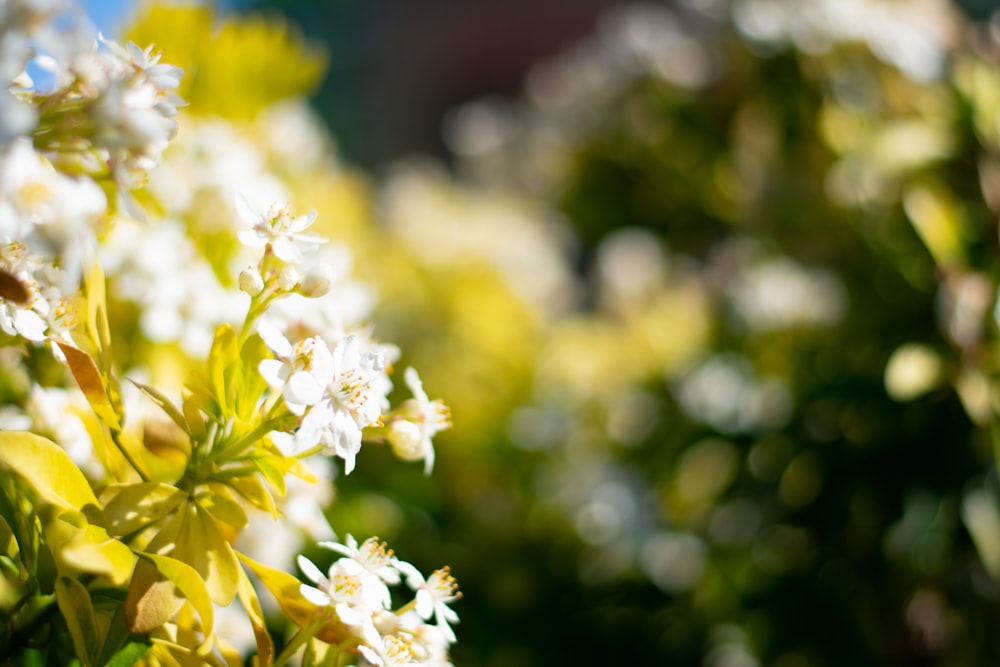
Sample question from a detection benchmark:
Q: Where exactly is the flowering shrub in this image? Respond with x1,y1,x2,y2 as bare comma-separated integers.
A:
0,2,457,665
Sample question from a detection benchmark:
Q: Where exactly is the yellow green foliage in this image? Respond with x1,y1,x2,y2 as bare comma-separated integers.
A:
127,4,327,120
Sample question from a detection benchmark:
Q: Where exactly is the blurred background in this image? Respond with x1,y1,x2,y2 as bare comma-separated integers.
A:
94,0,1000,664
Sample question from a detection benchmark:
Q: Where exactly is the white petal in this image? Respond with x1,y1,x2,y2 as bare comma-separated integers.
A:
297,555,326,586
299,583,331,607
257,321,292,357
258,359,287,388
13,309,46,341
285,370,323,406
415,589,434,619
234,194,258,226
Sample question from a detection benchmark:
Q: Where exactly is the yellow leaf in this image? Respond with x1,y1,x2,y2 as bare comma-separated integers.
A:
0,432,100,513
226,474,277,517
148,502,239,606
101,482,187,538
197,490,248,531
182,394,207,441
130,379,189,436
903,184,965,269
125,557,181,634
57,341,122,432
208,324,239,418
56,576,98,667
46,509,136,587
236,563,274,667
84,258,112,357
237,334,268,422
236,553,350,644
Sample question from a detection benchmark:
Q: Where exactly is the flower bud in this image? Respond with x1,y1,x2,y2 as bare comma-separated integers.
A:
239,266,264,296
275,266,299,292
297,268,331,298
387,420,423,461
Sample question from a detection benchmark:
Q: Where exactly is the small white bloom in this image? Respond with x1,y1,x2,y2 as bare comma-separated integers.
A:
292,334,385,472
358,634,421,666
297,555,384,646
236,196,324,263
394,562,461,644
257,321,326,416
388,368,452,474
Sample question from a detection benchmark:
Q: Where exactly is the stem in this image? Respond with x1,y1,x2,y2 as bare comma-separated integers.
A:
110,429,150,482
274,611,331,667
208,415,287,465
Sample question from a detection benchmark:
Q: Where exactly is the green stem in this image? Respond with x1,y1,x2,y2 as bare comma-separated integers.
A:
274,611,331,667
110,429,150,482
209,415,287,465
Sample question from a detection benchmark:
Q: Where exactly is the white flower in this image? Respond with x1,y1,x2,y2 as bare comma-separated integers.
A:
394,563,461,644
236,196,324,263
297,555,384,646
387,368,452,475
257,321,325,416
358,634,421,666
318,535,401,610
292,334,386,472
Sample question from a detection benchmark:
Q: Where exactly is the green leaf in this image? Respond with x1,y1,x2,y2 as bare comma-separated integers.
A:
55,576,98,667
0,513,19,560
57,342,122,432
101,483,187,538
93,597,150,667
0,432,100,514
101,640,150,667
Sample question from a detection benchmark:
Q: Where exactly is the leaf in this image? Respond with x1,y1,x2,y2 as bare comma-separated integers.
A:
237,553,350,645
236,562,274,667
903,184,964,269
208,324,239,418
0,513,19,560
102,640,151,667
46,509,136,586
94,599,151,667
84,258,112,358
197,490,247,531
226,474,277,517
0,432,101,513
56,576,99,667
237,334,269,422
57,341,122,432
181,394,207,441
0,266,29,305
129,380,189,436
127,552,214,640
148,502,239,606
101,483,187,537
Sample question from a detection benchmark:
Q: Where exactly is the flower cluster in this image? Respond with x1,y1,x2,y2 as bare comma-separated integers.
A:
0,3,458,666
296,536,459,665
